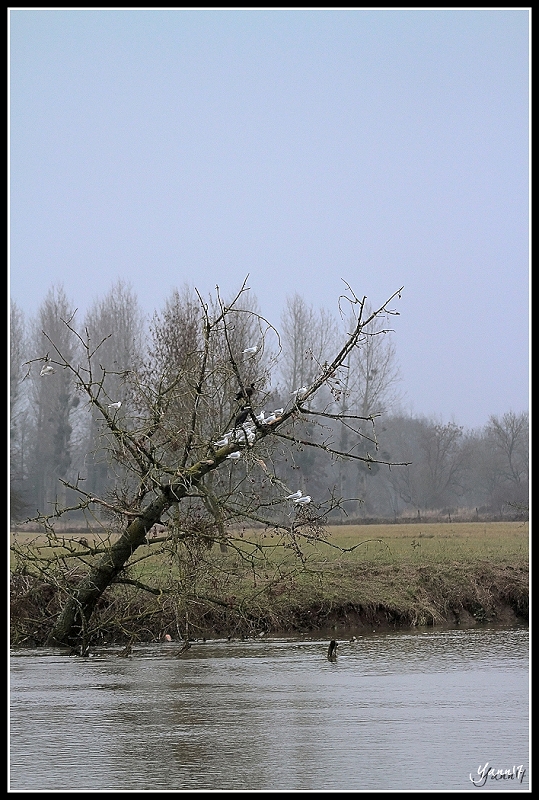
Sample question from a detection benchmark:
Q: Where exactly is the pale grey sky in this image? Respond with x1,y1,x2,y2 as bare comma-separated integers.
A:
8,8,530,429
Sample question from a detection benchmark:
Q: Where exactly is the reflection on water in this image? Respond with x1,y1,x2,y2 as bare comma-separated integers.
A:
10,626,529,791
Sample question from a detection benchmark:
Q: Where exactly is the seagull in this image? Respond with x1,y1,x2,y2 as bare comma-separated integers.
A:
286,490,303,500
294,495,311,505
243,346,258,356
292,387,307,399
239,420,255,430
235,382,256,401
213,436,231,448
237,428,256,444
40,364,55,376
255,411,265,422
273,408,284,415
234,424,255,443
107,401,122,409
264,412,277,424
226,451,241,460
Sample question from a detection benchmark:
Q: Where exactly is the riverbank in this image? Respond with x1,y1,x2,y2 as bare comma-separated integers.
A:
10,521,528,646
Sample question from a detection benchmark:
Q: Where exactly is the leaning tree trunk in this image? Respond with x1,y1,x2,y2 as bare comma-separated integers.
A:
46,461,215,647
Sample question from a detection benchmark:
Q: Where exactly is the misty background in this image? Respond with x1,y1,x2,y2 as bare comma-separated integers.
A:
9,9,529,518
9,280,529,522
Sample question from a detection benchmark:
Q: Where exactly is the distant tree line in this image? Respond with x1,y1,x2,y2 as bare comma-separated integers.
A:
10,282,528,524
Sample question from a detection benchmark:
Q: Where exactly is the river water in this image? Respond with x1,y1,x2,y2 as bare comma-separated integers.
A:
10,625,529,792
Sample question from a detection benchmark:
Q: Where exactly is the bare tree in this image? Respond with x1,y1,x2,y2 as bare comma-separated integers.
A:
343,301,401,419
251,293,334,503
383,415,471,511
12,279,406,649
279,293,338,396
10,300,26,416
485,412,529,487
330,299,401,513
418,421,471,509
82,280,146,502
478,411,529,513
24,286,80,512
10,300,29,519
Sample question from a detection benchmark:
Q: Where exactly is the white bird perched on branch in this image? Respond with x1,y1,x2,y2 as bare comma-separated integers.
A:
242,346,258,356
292,387,307,399
285,491,303,500
294,495,311,505
242,428,256,441
213,436,231,448
107,402,122,410
226,451,241,460
235,427,255,446
40,364,55,376
273,408,284,415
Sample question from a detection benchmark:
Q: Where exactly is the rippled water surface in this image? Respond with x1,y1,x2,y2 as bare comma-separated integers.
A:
10,626,530,791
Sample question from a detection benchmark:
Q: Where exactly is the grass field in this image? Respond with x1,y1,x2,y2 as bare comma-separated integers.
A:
216,521,529,627
10,521,529,643
10,520,529,556
277,520,529,564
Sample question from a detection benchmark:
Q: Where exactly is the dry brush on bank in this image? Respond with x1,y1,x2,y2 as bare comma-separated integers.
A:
10,521,528,647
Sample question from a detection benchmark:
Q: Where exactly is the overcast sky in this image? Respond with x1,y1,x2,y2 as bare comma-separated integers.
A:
9,8,529,430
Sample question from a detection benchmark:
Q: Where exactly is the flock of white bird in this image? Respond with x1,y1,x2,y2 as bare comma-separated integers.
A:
285,490,311,504
212,402,286,452
39,347,313,507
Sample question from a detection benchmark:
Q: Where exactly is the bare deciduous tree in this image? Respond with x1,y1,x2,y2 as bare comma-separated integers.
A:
12,279,406,649
478,411,529,512
485,412,529,487
10,300,29,519
82,280,146,502
24,286,80,512
279,293,339,396
384,416,471,511
330,298,401,513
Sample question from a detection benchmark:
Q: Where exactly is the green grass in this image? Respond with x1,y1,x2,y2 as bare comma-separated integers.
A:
189,521,529,631
10,521,529,643
11,520,529,591
230,520,529,569
310,520,528,564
